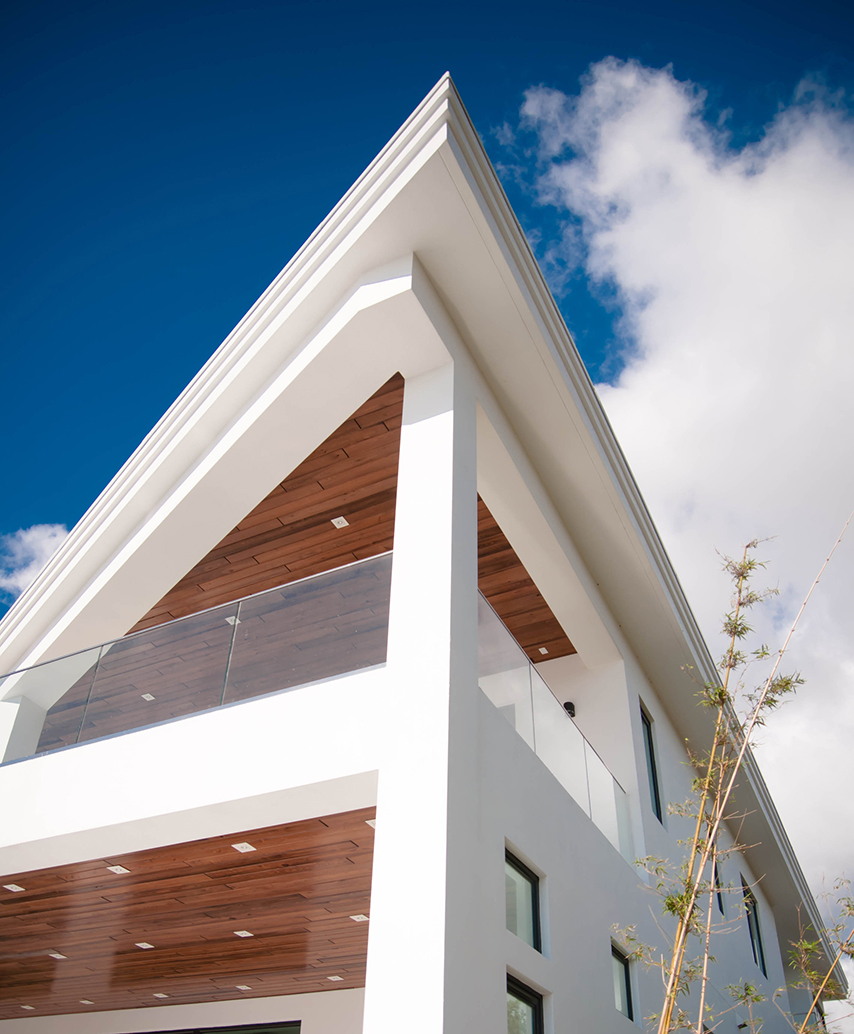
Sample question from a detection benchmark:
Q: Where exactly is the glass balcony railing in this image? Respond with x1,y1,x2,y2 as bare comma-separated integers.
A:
478,593,633,861
0,553,393,762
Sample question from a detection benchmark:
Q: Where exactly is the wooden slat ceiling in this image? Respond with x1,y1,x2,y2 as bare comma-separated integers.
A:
0,809,374,1019
126,373,573,661
477,498,575,663
129,375,405,633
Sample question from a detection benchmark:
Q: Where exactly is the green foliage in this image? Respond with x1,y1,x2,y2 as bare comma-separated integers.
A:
630,532,854,1034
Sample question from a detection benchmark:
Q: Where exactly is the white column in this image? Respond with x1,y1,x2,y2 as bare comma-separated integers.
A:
362,360,492,1033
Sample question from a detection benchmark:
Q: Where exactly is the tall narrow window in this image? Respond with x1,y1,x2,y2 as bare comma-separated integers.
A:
714,860,725,915
612,946,634,1020
640,705,663,822
505,851,541,951
507,975,544,1034
742,880,767,977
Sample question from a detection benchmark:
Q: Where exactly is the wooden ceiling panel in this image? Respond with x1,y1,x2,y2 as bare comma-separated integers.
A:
129,375,404,633
477,497,575,662
0,810,375,1019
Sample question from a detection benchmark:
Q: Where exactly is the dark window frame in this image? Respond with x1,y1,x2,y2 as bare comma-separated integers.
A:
742,880,768,977
507,973,545,1034
505,850,542,953
612,945,634,1021
640,704,663,822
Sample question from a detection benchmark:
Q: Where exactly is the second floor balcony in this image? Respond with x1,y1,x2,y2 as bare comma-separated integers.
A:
1,553,631,862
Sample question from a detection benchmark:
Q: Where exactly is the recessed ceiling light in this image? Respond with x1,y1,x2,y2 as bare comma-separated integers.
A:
235,984,252,991
331,516,349,529
141,693,155,701
231,842,256,853
3,883,25,892
233,930,254,938
538,647,549,655
48,951,67,960
350,914,369,922
365,819,376,828
153,993,169,998
327,975,344,981
21,1005,35,1010
79,1000,94,1005
135,942,155,950
106,864,130,874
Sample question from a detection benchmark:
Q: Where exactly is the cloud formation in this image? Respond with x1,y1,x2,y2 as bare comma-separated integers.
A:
0,524,68,602
516,56,854,1013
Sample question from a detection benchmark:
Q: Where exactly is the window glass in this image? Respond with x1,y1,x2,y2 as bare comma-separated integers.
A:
640,706,663,822
742,880,767,977
612,947,633,1020
505,852,541,951
714,860,725,915
507,975,543,1034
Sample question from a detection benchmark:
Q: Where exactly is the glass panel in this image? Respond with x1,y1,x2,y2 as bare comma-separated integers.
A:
612,950,632,1018
478,595,534,748
586,740,621,851
78,607,235,743
223,554,392,704
507,989,537,1034
614,782,634,863
2,646,102,756
530,668,589,814
505,857,536,947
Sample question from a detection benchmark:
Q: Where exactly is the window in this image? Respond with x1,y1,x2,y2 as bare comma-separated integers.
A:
612,946,634,1020
742,880,767,977
640,705,663,822
806,1003,826,1030
507,974,544,1034
714,860,725,915
505,851,541,951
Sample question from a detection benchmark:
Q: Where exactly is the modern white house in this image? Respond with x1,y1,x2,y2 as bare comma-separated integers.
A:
0,75,839,1034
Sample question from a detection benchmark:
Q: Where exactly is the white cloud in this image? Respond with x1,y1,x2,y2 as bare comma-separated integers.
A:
520,57,854,1022
0,524,68,601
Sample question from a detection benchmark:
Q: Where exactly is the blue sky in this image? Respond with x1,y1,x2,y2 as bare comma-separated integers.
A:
2,0,852,539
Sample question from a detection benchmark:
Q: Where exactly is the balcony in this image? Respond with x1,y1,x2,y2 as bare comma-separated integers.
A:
0,553,393,762
478,594,633,861
2,549,632,869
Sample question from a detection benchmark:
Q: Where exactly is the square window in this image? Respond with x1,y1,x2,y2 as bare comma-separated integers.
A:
507,974,544,1034
612,946,634,1020
505,851,541,951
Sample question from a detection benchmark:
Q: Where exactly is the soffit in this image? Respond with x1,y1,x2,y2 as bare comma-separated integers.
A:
0,809,374,1019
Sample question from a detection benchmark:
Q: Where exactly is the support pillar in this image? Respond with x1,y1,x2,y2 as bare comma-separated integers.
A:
362,359,491,1033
